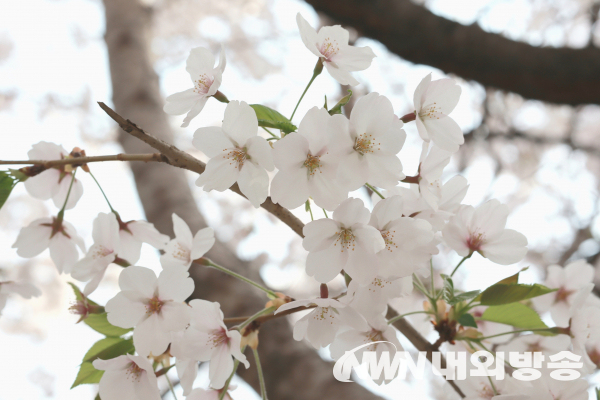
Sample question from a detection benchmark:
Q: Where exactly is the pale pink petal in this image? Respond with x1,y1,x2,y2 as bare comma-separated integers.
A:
413,73,432,111
191,227,215,260
302,218,340,252
12,219,52,258
119,266,157,299
28,141,67,160
192,126,234,158
332,45,376,71
308,170,347,211
366,154,404,189
134,313,171,357
186,47,216,77
23,169,59,200
181,97,209,128
52,174,83,210
227,330,249,367
126,220,169,250
424,116,463,153
324,62,359,86
336,150,369,191
481,229,528,265
306,245,346,283
106,292,147,328
245,136,274,171
272,132,309,169
296,13,322,58
157,266,194,302
49,233,80,274
209,344,234,389
270,167,310,210
333,198,370,227
117,230,142,265
164,88,199,115
196,156,240,192
158,302,191,332
237,161,269,208
172,213,194,249
175,358,198,396
221,101,258,146
423,78,461,115
299,107,331,154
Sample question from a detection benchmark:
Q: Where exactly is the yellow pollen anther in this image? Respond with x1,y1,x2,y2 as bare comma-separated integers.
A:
334,228,356,252
303,153,322,176
320,38,339,60
146,295,164,315
194,73,214,95
353,134,380,155
223,147,248,169
380,230,398,252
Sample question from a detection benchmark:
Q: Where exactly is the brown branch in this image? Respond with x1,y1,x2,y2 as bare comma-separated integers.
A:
224,305,316,325
98,102,465,398
97,102,305,238
304,0,600,105
0,153,169,167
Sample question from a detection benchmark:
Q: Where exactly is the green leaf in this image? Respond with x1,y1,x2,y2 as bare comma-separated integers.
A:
82,337,135,363
84,313,131,337
328,89,352,115
448,290,481,306
474,267,529,301
458,313,478,328
8,168,28,182
0,171,17,210
250,104,297,134
71,362,104,389
440,274,455,304
479,283,556,306
480,303,548,330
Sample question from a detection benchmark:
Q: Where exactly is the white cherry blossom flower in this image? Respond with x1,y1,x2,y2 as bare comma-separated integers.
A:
23,142,83,209
275,297,368,349
0,281,42,315
330,93,406,191
417,143,452,210
270,107,347,210
105,266,193,357
413,73,464,153
303,198,385,284
330,315,402,384
71,212,122,295
172,299,248,390
521,373,588,400
369,195,439,278
116,218,169,265
164,46,226,127
344,276,412,317
12,216,85,274
296,13,375,86
193,101,274,207
460,375,532,400
442,199,528,265
496,334,570,355
532,260,595,326
160,214,215,270
92,354,160,400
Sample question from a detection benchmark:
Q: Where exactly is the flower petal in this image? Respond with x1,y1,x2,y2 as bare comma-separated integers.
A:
222,101,258,146
237,161,269,208
192,126,234,158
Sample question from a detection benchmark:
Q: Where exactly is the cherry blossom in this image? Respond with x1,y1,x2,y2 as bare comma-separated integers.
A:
369,195,439,278
160,213,215,270
92,354,160,400
12,216,85,274
496,334,570,355
413,73,464,153
302,198,385,283
172,299,248,390
0,281,41,315
116,218,170,265
521,373,589,400
531,260,595,326
270,107,347,210
193,100,274,207
105,266,193,357
275,297,368,349
71,212,121,295
296,13,375,86
23,142,84,210
460,375,532,400
330,93,406,191
442,199,528,265
164,46,226,127
344,276,412,317
416,143,452,210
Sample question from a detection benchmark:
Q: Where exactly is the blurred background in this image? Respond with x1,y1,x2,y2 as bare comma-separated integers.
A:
0,0,599,398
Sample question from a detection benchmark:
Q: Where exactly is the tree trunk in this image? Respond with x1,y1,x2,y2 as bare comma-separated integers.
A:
101,0,385,398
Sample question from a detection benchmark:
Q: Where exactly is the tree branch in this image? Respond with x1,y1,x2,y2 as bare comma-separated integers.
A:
0,153,169,167
97,102,305,238
304,0,600,105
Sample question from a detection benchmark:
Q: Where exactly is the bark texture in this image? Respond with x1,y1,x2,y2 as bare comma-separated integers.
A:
101,0,385,398
305,0,600,105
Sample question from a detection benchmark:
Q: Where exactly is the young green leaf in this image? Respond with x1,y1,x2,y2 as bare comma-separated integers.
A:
250,104,297,134
84,313,131,337
82,337,135,364
458,313,478,328
448,290,481,306
71,362,104,389
0,171,17,210
479,283,556,306
480,303,549,330
328,89,352,115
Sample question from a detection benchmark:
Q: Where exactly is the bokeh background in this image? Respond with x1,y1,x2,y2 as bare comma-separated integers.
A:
0,0,599,398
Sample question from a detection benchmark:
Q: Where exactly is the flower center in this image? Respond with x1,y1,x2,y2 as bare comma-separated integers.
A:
207,328,229,349
319,38,339,61
223,147,248,169
466,231,486,252
312,306,335,321
125,362,144,382
303,153,322,176
353,133,379,155
418,103,443,120
365,329,384,347
194,73,214,95
171,241,191,262
146,295,164,315
554,287,573,304
91,245,114,260
334,228,356,252
380,230,397,252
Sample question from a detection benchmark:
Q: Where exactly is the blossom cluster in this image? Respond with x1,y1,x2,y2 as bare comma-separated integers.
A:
2,12,599,400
